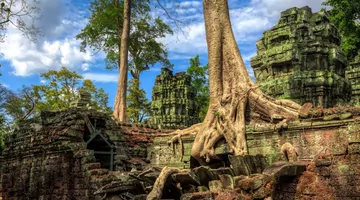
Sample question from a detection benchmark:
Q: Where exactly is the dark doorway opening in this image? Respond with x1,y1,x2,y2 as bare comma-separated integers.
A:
83,117,115,171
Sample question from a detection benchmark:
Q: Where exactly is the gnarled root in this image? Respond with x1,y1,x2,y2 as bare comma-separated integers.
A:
146,166,187,200
167,123,202,161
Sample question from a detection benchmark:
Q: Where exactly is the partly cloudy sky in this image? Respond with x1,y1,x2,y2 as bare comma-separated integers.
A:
0,0,326,107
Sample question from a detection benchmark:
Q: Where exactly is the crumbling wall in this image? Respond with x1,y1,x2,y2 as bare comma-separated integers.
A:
0,109,122,200
251,6,351,107
147,116,360,199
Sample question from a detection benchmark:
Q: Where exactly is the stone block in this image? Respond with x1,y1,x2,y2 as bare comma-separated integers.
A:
229,154,269,176
208,180,223,192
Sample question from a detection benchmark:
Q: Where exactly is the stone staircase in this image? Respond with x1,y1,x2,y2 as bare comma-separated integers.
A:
69,142,121,196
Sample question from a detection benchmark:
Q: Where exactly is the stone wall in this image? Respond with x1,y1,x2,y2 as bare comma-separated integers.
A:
251,6,351,108
346,53,360,106
147,68,199,129
147,117,360,199
0,109,126,200
148,117,359,168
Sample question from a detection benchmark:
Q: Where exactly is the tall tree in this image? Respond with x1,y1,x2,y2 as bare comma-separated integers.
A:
113,0,131,121
168,0,301,165
323,0,360,59
0,0,41,42
186,55,209,121
149,1,303,197
77,0,171,122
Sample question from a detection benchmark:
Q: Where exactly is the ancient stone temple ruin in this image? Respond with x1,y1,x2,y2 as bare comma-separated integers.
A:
147,68,199,129
346,53,360,106
251,6,351,108
1,104,359,199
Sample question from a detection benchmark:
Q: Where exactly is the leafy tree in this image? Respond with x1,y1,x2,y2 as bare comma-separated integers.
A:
77,0,172,121
33,67,83,111
81,79,112,112
186,55,209,121
126,78,150,123
4,67,111,122
0,0,41,42
322,0,360,59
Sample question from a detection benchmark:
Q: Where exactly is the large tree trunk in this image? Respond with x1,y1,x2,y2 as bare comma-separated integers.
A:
113,0,131,122
168,0,301,164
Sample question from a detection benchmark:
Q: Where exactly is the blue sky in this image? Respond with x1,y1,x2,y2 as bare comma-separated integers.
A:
0,0,326,107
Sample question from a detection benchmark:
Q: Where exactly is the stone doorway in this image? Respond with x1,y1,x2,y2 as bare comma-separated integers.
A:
83,116,115,171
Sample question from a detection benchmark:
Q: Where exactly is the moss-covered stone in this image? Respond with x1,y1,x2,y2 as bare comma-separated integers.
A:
147,68,200,129
346,52,360,106
251,6,351,107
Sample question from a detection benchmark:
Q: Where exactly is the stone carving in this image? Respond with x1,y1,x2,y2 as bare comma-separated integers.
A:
346,52,360,106
251,6,351,108
147,68,200,129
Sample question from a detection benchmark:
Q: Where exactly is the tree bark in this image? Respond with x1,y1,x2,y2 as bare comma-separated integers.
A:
168,0,301,164
113,0,131,122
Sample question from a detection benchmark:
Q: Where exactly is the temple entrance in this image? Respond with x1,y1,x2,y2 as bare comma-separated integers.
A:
82,115,115,171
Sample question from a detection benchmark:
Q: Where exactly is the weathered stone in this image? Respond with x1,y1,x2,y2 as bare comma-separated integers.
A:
193,166,234,186
172,172,201,186
314,159,332,167
346,52,360,106
251,6,351,107
148,68,200,129
218,174,234,190
180,192,215,200
197,186,209,192
263,162,306,179
208,180,223,192
299,103,313,118
229,154,269,176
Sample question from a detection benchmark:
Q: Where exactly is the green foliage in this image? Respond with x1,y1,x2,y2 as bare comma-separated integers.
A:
323,0,360,59
76,0,172,75
33,67,83,111
186,55,209,121
126,78,150,123
129,15,173,79
81,80,112,112
5,67,111,121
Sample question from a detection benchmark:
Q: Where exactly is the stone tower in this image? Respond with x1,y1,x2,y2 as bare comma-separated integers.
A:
251,6,351,108
148,68,199,129
346,53,360,106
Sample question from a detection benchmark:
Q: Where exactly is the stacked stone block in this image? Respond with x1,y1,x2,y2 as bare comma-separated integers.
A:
148,68,199,129
0,109,123,199
251,6,351,107
346,53,360,106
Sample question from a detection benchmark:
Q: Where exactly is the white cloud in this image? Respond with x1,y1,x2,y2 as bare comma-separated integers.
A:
83,73,118,83
0,0,96,76
0,83,9,88
81,63,90,71
161,0,326,58
40,79,46,84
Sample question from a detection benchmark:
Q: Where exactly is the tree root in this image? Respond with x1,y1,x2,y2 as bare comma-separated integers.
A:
167,123,202,161
146,166,187,200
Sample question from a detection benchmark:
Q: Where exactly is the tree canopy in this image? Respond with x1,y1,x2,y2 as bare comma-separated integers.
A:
186,55,209,121
0,0,41,42
323,0,360,59
126,78,150,123
76,0,172,121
